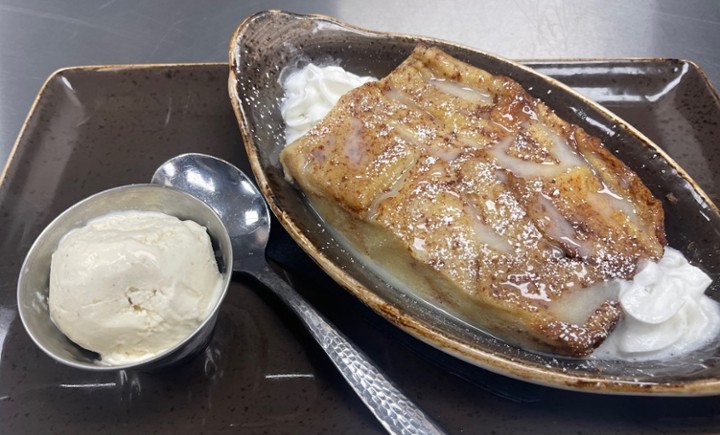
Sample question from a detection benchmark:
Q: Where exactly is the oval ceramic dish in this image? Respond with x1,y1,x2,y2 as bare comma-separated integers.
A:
228,10,720,395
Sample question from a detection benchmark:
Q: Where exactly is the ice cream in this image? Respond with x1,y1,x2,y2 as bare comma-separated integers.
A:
279,63,720,360
49,210,224,365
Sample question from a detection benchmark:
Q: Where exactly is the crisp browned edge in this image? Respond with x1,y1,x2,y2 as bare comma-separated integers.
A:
227,10,720,396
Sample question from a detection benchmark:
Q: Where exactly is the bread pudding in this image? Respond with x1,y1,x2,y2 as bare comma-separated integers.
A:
280,45,666,357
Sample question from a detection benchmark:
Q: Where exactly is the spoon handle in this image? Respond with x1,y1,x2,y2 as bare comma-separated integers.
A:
249,263,445,435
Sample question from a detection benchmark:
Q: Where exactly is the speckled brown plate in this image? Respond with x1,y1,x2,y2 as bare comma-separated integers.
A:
4,61,720,434
229,10,720,395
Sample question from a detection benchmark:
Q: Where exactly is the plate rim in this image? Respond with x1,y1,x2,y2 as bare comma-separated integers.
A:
0,62,229,187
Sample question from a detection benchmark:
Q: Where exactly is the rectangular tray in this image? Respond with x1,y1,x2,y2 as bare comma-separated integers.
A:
1,60,719,434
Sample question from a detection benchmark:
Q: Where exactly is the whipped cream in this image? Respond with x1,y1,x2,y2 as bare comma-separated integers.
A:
279,64,720,361
49,210,223,365
595,247,720,360
280,63,375,144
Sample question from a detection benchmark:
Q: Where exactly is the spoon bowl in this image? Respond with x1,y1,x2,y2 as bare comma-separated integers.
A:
151,153,443,435
152,154,269,271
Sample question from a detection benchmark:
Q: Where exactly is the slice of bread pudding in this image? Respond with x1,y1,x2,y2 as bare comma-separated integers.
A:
280,45,665,356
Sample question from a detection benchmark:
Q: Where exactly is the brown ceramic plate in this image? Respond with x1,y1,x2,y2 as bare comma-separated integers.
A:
229,10,720,395
4,62,720,433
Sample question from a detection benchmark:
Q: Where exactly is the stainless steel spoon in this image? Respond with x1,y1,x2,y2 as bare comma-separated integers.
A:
151,153,444,435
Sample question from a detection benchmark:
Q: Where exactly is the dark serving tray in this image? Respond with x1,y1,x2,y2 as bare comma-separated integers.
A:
0,60,719,434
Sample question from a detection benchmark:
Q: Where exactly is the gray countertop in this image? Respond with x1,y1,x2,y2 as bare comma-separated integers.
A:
1,0,719,168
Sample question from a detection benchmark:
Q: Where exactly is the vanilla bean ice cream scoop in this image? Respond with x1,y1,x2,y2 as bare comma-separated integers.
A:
48,210,224,365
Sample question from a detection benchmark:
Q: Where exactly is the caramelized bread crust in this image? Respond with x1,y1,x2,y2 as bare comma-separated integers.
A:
280,45,665,356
